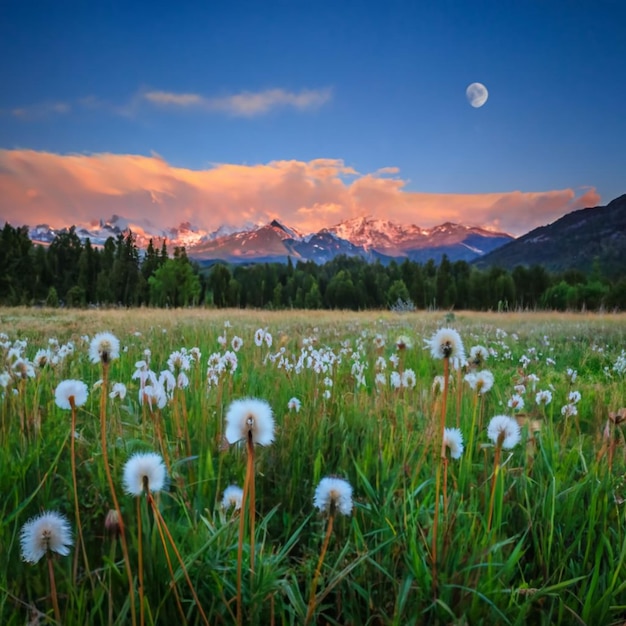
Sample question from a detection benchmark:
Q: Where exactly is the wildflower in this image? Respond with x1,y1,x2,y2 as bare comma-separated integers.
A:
487,415,521,449
264,332,273,348
375,356,387,371
401,369,417,388
313,477,353,516
54,379,88,410
231,336,243,352
389,354,400,368
375,372,386,386
466,370,494,395
432,375,447,394
514,384,526,395
167,350,191,372
425,328,465,367
535,390,552,406
224,398,275,446
568,390,581,404
566,368,578,383
373,334,385,350
254,329,265,347
443,427,464,459
20,511,73,564
104,509,121,538
390,371,401,389
287,397,301,412
122,452,167,496
89,332,120,364
469,345,489,368
561,403,578,418
12,358,35,380
33,349,51,368
508,394,525,412
221,485,244,510
109,382,127,401
396,335,413,351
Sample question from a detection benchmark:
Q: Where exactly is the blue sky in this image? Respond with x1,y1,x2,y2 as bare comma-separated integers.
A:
1,0,624,235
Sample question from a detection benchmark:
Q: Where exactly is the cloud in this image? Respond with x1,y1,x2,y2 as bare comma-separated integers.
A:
8,102,71,120
0,149,601,236
142,87,333,116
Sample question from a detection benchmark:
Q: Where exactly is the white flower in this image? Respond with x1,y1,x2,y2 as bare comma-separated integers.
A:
375,372,386,386
465,370,494,394
390,371,401,389
122,452,167,496
254,329,265,347
264,332,273,348
167,350,191,372
487,415,521,449
507,394,525,411
20,511,73,564
443,428,464,459
425,328,465,367
535,390,552,406
561,403,578,418
313,477,353,516
568,390,581,404
54,379,88,410
287,397,301,412
231,336,243,352
566,368,578,383
109,382,127,401
221,485,244,510
33,349,51,368
396,335,412,351
89,332,120,364
224,398,275,446
401,369,416,388
12,358,35,379
469,345,489,367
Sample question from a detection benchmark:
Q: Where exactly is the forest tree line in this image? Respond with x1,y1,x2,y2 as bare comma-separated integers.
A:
2,222,626,311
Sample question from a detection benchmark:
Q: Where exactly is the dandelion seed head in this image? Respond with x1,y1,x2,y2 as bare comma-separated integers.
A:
54,379,88,410
313,476,353,516
122,452,167,496
487,415,521,449
224,398,275,446
20,511,73,564
443,427,464,459
221,485,244,510
425,328,465,367
89,332,120,365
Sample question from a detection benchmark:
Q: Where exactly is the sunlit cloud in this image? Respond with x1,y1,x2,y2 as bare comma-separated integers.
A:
0,149,600,237
143,87,333,116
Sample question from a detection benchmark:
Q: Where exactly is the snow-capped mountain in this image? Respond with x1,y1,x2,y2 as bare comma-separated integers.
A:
26,215,513,265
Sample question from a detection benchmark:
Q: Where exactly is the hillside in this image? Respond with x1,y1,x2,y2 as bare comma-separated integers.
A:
475,194,626,275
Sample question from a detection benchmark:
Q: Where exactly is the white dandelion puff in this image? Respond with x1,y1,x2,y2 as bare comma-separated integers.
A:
20,511,73,564
122,452,167,496
224,398,275,446
54,380,88,410
313,477,353,516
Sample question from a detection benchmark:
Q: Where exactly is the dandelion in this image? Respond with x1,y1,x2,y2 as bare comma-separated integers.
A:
306,476,353,624
390,371,401,389
561,403,578,418
55,379,89,410
287,397,301,412
566,367,578,383
89,332,120,364
373,334,385,350
535,390,552,406
12,358,35,380
396,335,412,351
487,415,521,449
123,452,167,496
425,327,465,367
568,390,582,404
469,345,489,368
313,476,353,516
226,397,275,624
264,332,273,348
231,336,243,352
508,394,525,412
443,428,464,459
222,485,244,510
224,398,275,446
486,415,520,532
109,382,127,401
401,369,417,388
20,511,73,564
254,328,265,346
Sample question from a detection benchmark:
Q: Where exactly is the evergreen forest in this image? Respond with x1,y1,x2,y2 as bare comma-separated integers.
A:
2,223,626,311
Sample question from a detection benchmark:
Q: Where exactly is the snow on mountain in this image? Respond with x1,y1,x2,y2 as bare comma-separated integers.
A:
25,214,514,264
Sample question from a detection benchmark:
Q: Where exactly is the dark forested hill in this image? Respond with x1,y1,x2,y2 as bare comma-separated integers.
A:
475,195,626,276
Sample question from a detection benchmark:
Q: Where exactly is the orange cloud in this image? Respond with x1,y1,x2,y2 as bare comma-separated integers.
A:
0,149,601,236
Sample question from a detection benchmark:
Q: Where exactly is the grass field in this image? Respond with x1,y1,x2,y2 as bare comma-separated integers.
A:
1,307,625,625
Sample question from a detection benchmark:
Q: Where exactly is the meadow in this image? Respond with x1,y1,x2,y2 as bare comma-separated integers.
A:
1,307,625,625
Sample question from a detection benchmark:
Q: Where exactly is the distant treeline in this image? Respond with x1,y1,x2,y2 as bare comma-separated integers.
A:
2,222,626,311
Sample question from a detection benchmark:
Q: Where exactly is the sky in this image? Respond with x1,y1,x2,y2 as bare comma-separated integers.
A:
1,0,625,237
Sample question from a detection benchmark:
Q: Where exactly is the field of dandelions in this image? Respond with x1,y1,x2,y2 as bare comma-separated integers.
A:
1,307,626,625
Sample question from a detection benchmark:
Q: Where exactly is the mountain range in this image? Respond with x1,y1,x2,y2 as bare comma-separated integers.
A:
26,215,513,265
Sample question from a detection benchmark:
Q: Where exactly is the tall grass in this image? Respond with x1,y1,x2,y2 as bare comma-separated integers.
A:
1,307,625,624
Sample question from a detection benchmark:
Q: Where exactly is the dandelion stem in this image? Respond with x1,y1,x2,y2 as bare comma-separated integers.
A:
47,551,61,624
148,494,210,626
431,356,450,595
137,496,145,626
100,363,137,626
487,440,502,533
305,507,335,626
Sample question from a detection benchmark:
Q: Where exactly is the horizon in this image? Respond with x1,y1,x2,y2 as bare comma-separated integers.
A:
1,2,624,237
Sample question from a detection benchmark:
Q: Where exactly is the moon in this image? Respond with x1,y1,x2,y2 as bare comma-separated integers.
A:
466,82,488,108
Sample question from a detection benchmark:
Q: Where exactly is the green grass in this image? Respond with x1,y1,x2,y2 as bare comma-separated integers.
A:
1,307,625,625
